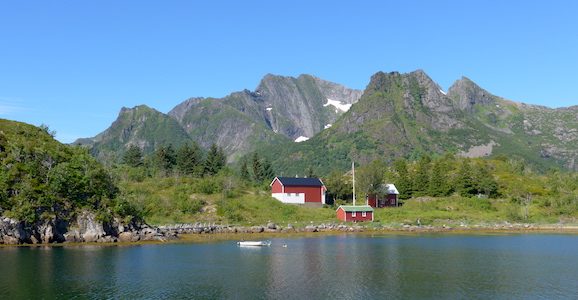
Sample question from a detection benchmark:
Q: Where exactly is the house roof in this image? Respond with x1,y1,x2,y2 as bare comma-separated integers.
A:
385,184,399,195
337,205,374,212
378,183,399,195
271,177,324,187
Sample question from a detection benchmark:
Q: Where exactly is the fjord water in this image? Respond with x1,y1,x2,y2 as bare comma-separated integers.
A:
1,232,576,299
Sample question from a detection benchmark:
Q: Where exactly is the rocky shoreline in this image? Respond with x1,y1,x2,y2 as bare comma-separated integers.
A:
2,216,577,246
0,211,178,245
158,221,578,236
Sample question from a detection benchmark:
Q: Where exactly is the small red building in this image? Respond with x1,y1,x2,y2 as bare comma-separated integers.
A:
270,177,327,205
366,184,399,208
336,205,374,222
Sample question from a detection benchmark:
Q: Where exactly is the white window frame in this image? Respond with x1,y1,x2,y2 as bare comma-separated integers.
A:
352,211,356,217
362,211,367,217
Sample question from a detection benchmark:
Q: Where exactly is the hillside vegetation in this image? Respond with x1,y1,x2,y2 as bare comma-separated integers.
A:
0,120,139,226
3,117,578,231
108,138,578,227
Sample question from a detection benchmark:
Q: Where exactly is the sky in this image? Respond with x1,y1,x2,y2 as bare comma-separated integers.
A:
1,1,577,143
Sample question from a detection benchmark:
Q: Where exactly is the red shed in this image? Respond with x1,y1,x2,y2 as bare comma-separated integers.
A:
366,184,399,208
270,177,327,205
336,205,374,222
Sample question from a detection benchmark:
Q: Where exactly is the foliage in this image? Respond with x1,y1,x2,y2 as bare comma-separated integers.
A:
204,143,226,176
5,119,578,229
0,120,128,225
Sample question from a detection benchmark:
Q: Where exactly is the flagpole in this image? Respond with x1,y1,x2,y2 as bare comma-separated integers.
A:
352,161,355,206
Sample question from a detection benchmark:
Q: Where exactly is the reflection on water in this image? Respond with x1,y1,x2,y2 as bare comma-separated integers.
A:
0,232,577,299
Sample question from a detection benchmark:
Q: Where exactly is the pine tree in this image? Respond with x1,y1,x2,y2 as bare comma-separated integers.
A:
154,144,176,173
238,156,251,181
251,152,263,182
413,155,431,196
121,145,143,168
176,142,201,176
428,160,452,197
393,158,412,199
205,143,226,176
473,161,498,197
455,158,475,197
261,158,275,183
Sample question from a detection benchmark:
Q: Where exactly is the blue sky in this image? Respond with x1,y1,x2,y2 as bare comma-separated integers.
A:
1,1,577,143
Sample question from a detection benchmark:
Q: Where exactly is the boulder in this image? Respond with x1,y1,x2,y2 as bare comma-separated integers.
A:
118,232,133,242
251,226,264,233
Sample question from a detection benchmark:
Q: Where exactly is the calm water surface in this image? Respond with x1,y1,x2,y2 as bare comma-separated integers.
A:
0,231,576,299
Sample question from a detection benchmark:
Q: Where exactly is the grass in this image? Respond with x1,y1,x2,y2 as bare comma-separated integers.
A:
119,177,578,228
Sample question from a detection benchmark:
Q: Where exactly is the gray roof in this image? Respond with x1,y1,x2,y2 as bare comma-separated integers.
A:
272,177,324,187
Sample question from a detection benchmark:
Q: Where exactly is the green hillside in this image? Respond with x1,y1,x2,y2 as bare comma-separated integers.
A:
0,119,138,226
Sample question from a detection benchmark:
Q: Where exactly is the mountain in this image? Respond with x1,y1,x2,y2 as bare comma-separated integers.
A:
78,74,363,160
257,70,578,175
77,105,194,160
447,76,578,170
77,69,578,173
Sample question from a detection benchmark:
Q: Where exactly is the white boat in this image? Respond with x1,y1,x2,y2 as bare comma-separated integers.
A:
237,240,271,246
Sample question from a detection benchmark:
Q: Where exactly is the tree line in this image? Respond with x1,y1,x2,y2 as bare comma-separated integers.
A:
119,142,275,186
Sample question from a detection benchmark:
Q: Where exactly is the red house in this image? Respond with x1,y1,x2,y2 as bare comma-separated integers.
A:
366,184,399,208
270,177,327,205
336,206,374,222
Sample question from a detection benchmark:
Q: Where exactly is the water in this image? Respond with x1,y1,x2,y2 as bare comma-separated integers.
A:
0,231,577,299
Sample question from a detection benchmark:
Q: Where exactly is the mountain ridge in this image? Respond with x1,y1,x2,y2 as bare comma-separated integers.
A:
77,73,363,161
76,70,578,173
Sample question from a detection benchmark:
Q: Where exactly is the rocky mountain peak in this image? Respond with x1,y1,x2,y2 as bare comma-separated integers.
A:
168,97,204,123
447,76,500,114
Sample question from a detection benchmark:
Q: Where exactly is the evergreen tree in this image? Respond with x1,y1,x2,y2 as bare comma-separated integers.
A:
176,142,202,176
205,143,226,176
455,158,475,197
261,158,275,183
121,145,143,168
238,156,251,181
473,161,498,197
413,155,431,196
154,144,176,173
428,159,452,197
251,152,263,182
393,158,412,199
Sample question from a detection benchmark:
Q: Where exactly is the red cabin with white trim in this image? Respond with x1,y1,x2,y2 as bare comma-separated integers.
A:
270,177,327,205
336,205,374,222
366,184,399,208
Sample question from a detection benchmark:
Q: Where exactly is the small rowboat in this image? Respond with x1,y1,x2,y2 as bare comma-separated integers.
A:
237,240,271,246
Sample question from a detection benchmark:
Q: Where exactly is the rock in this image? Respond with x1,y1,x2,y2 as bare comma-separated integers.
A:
251,226,264,233
39,223,54,244
305,225,317,232
64,231,81,243
118,232,133,242
267,222,276,230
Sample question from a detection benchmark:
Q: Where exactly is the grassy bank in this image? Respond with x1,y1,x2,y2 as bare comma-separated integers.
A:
119,177,578,228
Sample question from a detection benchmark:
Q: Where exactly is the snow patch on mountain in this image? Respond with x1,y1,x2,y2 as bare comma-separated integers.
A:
324,99,352,112
294,136,309,142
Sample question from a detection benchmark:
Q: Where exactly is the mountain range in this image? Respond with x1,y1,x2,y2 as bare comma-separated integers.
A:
75,70,578,174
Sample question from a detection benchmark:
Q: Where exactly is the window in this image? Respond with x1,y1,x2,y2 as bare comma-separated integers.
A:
362,211,367,217
390,198,395,204
352,212,356,217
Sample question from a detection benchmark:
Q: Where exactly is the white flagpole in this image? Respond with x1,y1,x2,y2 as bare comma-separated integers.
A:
352,161,355,206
